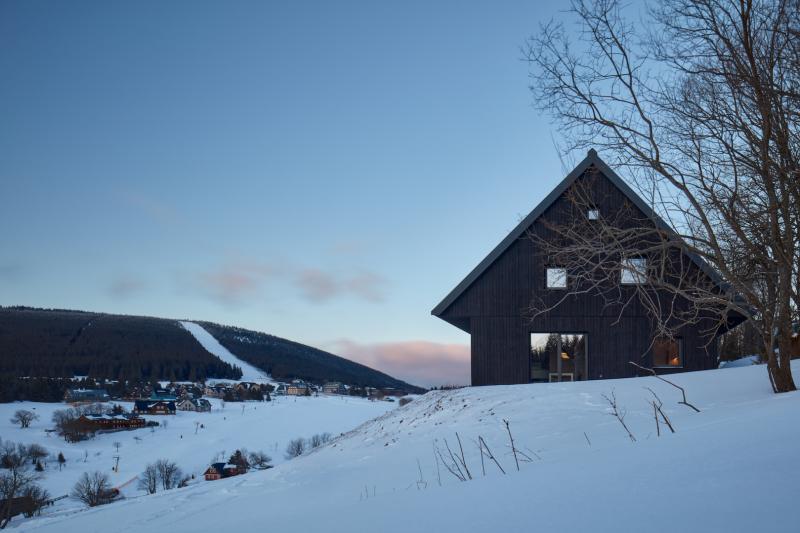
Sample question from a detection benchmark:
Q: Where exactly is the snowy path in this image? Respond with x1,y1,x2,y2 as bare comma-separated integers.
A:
179,321,274,383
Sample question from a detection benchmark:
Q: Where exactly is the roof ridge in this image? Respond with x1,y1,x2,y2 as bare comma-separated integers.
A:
431,149,726,317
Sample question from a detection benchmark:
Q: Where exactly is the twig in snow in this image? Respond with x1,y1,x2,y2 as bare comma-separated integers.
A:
629,361,700,412
478,436,506,475
645,387,675,434
432,442,441,486
415,459,427,490
474,438,486,476
503,419,520,471
601,390,636,442
454,432,472,480
436,440,467,482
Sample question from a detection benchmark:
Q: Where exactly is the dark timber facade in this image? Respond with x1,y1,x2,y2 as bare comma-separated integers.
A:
432,150,733,386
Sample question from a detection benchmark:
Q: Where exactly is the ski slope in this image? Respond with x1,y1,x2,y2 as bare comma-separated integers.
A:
179,321,273,384
12,361,800,532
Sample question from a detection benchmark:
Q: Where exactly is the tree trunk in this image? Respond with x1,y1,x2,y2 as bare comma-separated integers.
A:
771,333,797,393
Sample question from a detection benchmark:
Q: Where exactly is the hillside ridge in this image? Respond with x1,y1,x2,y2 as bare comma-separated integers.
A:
0,306,420,392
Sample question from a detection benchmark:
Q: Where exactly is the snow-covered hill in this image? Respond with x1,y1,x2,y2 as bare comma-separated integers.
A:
179,321,274,384
0,396,393,525
13,362,800,532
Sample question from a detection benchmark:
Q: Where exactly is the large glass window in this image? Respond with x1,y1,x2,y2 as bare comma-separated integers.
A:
653,337,682,367
621,257,647,285
530,333,587,382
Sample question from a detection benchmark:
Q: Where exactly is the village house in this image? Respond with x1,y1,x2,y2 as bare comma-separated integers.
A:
0,495,40,521
286,380,310,396
133,400,176,415
78,413,146,431
204,384,227,399
150,389,177,401
432,150,744,385
203,462,240,481
322,382,347,395
64,388,110,403
176,398,212,412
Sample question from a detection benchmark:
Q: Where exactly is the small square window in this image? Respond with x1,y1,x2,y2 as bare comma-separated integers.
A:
621,257,647,285
546,268,567,289
653,337,682,367
587,208,599,220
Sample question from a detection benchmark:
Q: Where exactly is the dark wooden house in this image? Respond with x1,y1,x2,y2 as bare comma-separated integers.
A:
432,150,740,386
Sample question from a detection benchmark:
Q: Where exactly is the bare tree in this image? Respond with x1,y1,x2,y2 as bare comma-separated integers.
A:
526,0,799,392
20,484,49,519
284,438,306,459
25,444,48,466
308,433,332,449
71,471,114,507
10,410,38,429
0,446,41,529
137,464,158,494
154,459,182,490
248,450,272,470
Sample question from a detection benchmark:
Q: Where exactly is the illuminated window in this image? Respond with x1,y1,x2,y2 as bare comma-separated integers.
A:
621,257,647,285
653,337,682,367
546,268,567,289
587,208,599,220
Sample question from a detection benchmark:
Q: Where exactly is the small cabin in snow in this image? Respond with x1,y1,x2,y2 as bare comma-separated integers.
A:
204,462,240,481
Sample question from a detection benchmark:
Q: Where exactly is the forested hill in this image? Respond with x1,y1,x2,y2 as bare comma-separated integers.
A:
0,307,422,392
198,321,423,392
0,307,242,381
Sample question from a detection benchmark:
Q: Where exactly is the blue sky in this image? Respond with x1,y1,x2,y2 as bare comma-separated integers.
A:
0,1,576,386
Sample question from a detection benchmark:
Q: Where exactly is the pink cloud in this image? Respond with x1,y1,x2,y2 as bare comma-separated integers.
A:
192,260,389,306
108,277,147,299
195,261,279,305
293,269,388,303
328,339,470,388
295,269,340,302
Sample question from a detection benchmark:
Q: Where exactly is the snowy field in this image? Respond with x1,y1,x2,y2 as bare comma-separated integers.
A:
0,395,394,523
8,361,800,532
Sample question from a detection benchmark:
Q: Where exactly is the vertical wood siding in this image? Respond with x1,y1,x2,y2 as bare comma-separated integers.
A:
441,166,719,386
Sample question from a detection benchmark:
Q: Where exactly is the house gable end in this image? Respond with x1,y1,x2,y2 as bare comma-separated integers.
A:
431,149,728,321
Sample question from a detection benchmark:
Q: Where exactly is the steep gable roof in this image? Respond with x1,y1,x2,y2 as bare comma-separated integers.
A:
431,149,727,317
